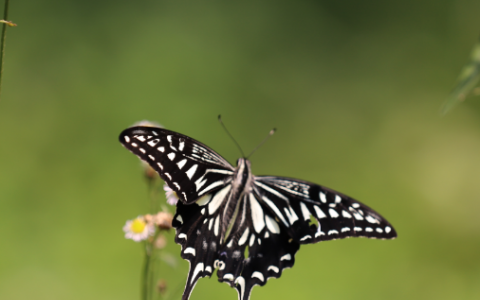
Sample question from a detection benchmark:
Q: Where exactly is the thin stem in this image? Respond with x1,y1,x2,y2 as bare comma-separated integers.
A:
142,242,152,300
0,0,11,100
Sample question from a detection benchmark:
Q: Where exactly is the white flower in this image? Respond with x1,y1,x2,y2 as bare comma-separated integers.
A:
123,216,155,242
164,184,179,205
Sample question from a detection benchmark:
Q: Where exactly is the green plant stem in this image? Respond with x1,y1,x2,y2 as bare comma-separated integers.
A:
0,0,11,100
142,242,152,300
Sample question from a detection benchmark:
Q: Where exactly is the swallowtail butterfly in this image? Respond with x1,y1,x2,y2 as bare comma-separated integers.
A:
119,126,397,300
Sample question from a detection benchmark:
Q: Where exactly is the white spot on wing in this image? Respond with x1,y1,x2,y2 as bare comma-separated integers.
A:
366,215,379,224
205,169,234,175
238,228,250,246
329,209,339,218
385,226,392,233
300,202,311,221
352,212,364,220
157,162,163,170
135,135,146,142
280,254,291,261
366,227,373,232
235,277,245,300
249,194,265,233
208,218,214,231
249,234,255,246
223,273,234,281
352,203,360,208
196,194,212,206
178,141,185,151
205,266,212,273
157,146,164,152
376,227,383,233
131,142,138,147
164,173,172,180
178,233,187,240
342,210,352,218
341,227,350,232
320,192,327,203
314,206,327,219
177,159,187,169
124,136,130,143
176,215,183,224
184,247,196,256
328,230,339,235
268,265,279,273
335,195,342,203
262,196,288,226
208,185,231,214
284,206,299,225
191,263,204,283
195,176,207,191
214,216,220,236
252,272,264,282
354,227,362,232
148,155,155,161
186,164,198,180
147,139,159,147
255,181,289,201
200,180,224,195
167,152,175,161
265,215,280,234
300,235,311,241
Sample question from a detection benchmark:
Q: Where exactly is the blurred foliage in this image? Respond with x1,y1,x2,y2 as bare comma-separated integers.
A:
442,37,480,114
1,0,480,300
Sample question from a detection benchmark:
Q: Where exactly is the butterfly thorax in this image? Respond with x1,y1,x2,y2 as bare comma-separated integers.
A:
219,158,252,243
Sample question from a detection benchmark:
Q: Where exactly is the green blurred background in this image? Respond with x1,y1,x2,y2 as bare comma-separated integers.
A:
1,0,480,299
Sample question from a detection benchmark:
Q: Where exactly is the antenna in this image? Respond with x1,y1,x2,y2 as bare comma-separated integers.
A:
218,115,245,158
246,128,276,159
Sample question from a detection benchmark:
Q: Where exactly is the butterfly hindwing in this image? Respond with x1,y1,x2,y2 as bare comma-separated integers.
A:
214,192,300,300
254,176,397,244
119,127,235,203
173,185,234,300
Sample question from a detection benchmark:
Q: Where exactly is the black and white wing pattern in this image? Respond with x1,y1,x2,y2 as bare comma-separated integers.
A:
119,127,234,204
119,126,397,300
253,176,397,244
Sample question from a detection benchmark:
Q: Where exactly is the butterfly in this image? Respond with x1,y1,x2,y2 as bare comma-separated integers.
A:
119,126,397,300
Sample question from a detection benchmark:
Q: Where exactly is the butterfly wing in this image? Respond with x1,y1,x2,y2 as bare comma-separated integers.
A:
119,126,235,203
214,192,300,300
172,184,234,300
254,176,397,243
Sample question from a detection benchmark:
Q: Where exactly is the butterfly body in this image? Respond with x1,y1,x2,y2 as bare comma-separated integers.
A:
120,126,397,300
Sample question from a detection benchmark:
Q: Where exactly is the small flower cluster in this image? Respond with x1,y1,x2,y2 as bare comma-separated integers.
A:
163,184,179,205
123,211,174,242
123,216,155,242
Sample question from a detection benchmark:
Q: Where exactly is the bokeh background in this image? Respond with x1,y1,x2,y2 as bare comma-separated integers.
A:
1,0,480,299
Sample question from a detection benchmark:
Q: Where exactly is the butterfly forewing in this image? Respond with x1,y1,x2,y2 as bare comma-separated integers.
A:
119,127,235,203
254,176,397,243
